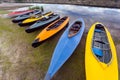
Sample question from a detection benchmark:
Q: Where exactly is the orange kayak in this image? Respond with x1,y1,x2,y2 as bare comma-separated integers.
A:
32,16,69,48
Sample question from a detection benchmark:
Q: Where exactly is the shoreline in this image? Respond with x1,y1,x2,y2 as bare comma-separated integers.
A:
0,2,120,9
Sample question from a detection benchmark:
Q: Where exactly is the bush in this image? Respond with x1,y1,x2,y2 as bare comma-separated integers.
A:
29,6,44,12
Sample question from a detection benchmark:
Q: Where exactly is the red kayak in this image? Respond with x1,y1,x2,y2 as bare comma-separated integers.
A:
8,10,34,18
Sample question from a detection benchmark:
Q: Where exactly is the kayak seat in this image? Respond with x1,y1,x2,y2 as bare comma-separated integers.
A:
57,21,63,25
92,47,103,57
41,17,47,21
49,15,53,18
46,17,67,31
95,29,103,33
71,24,81,31
46,24,59,31
94,39,105,44
61,16,67,20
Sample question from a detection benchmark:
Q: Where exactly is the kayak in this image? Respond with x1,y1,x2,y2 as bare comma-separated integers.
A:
44,18,85,80
8,10,34,18
25,14,60,33
12,10,42,23
32,16,69,47
85,22,118,80
18,11,53,26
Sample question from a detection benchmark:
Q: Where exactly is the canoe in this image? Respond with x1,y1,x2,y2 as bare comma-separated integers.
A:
32,16,69,48
85,22,118,80
12,10,42,23
8,10,34,18
25,14,60,33
18,11,53,26
44,18,85,80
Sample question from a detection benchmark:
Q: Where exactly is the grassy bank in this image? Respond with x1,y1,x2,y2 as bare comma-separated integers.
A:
0,10,9,14
0,10,86,80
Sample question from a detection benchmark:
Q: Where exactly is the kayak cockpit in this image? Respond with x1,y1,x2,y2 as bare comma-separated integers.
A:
29,11,52,19
46,16,68,31
92,24,112,64
37,14,56,22
68,21,82,37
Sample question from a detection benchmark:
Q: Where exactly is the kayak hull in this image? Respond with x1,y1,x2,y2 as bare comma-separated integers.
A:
8,10,33,18
44,18,85,80
12,17,28,23
25,14,60,33
25,22,49,33
12,10,41,23
18,11,53,26
85,22,118,80
18,21,36,26
32,16,69,47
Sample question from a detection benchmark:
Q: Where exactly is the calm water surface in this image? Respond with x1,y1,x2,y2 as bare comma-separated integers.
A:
31,4,120,38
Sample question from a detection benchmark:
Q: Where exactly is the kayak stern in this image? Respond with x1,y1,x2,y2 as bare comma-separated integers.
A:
32,38,43,48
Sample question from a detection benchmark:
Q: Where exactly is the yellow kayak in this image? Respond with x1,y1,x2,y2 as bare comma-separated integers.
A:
85,22,118,80
18,11,53,26
32,16,69,48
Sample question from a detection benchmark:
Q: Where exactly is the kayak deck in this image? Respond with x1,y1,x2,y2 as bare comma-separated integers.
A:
25,14,60,33
32,16,69,47
46,16,67,31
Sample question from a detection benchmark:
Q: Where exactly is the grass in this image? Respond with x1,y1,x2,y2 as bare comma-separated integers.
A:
1,55,12,72
0,10,46,79
118,41,120,44
0,18,14,32
0,10,71,80
113,36,120,45
0,10,9,14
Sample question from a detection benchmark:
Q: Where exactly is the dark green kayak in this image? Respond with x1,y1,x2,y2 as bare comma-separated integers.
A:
25,14,60,33
12,10,42,23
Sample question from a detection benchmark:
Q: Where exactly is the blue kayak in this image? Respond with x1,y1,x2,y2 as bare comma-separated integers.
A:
12,10,42,23
44,18,85,80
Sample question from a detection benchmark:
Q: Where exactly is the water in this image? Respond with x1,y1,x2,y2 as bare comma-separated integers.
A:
33,4,120,38
15,4,120,25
